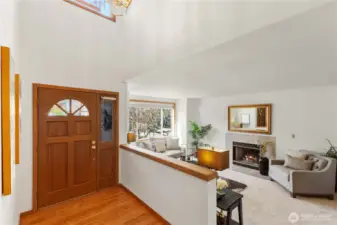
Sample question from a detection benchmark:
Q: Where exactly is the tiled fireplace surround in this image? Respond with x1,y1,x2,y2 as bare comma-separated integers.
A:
225,132,276,168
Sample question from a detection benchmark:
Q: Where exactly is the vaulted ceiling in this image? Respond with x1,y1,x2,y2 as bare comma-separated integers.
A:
19,0,336,98
127,0,337,98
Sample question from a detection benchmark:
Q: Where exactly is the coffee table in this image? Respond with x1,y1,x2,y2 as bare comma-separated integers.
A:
217,189,243,225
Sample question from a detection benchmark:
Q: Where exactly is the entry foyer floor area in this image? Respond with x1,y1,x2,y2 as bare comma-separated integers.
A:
20,186,167,225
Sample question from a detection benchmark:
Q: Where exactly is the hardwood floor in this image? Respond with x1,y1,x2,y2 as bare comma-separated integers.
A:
21,186,168,225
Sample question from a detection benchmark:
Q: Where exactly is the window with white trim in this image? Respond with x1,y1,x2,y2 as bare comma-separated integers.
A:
128,101,175,139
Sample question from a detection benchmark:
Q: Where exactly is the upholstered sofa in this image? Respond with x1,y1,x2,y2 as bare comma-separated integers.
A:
269,153,336,199
135,137,184,158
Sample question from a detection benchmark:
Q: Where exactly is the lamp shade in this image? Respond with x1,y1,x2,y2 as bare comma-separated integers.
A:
127,132,137,143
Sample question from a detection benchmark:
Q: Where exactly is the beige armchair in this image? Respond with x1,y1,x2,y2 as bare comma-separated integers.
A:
269,154,336,200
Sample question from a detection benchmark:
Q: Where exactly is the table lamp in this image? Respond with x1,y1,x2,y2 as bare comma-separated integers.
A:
127,132,137,144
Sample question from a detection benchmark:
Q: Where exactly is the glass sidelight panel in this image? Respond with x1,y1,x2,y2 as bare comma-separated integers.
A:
98,96,117,189
101,98,114,142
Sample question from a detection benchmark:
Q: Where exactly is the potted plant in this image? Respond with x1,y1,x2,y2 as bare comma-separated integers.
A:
258,141,273,176
326,139,337,192
188,121,212,149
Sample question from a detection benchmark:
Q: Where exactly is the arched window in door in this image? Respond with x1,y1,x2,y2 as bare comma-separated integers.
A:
48,99,89,116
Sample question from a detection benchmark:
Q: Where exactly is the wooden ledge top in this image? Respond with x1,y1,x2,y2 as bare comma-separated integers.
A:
120,144,218,182
198,147,229,153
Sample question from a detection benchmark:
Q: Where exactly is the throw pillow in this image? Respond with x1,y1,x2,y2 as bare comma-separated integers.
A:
154,142,166,152
287,150,308,160
284,154,314,171
143,141,154,151
166,138,180,150
307,155,328,171
136,142,145,149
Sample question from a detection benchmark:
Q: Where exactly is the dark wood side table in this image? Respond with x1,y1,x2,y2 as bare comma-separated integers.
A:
217,189,243,225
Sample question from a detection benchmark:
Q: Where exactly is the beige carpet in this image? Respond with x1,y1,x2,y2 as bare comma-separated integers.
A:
231,164,270,180
219,169,337,225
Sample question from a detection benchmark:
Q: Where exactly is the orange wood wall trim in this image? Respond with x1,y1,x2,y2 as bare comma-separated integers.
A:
120,144,218,182
1,46,12,196
119,184,170,225
15,74,20,164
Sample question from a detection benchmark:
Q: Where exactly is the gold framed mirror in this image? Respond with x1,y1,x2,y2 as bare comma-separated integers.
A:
228,104,272,135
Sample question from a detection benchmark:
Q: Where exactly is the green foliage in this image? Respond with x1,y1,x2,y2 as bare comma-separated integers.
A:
129,107,173,139
162,109,172,129
326,139,337,159
129,107,161,139
188,121,212,147
259,141,274,157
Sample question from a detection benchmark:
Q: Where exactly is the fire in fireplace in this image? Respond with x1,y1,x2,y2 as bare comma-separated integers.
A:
233,142,261,170
245,154,258,163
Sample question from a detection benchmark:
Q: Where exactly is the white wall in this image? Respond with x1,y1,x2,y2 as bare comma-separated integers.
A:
186,98,202,146
0,0,16,50
194,86,337,159
176,98,187,145
0,0,20,224
120,148,216,225
15,0,128,214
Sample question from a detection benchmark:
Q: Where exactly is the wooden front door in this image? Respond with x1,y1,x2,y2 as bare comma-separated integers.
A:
37,87,99,208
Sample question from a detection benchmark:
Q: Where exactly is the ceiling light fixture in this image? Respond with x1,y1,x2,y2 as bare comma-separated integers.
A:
110,0,133,16
65,0,132,22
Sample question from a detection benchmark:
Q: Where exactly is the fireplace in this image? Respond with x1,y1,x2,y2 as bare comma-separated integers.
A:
233,142,261,170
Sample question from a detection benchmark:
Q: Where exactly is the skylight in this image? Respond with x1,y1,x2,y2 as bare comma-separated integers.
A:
64,0,133,22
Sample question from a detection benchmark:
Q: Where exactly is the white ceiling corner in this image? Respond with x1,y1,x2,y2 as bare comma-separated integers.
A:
127,0,337,98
